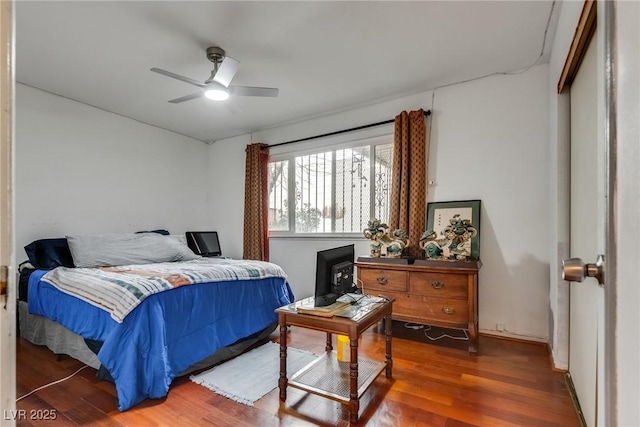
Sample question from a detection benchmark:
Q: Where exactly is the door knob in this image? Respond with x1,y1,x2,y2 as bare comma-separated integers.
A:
562,254,605,286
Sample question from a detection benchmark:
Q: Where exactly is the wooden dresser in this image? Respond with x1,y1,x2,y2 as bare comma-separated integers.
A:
355,258,482,354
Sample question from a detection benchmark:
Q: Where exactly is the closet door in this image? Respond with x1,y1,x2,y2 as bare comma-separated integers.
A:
567,28,603,427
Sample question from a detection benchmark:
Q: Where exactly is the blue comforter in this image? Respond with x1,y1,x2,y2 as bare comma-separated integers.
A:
28,268,294,411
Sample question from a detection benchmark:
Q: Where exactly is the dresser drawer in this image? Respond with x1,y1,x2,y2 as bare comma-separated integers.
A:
409,272,468,298
422,297,468,324
359,268,407,293
395,294,468,325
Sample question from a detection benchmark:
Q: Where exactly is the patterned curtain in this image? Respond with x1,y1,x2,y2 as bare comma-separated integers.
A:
243,143,270,261
389,109,428,258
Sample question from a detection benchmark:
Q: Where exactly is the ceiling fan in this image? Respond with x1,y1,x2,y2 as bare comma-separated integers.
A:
151,47,279,103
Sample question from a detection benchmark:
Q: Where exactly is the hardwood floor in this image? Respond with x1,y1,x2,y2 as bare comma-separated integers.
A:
15,326,580,426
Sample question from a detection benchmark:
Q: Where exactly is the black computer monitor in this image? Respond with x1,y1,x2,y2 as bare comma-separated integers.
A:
314,244,355,307
185,231,222,257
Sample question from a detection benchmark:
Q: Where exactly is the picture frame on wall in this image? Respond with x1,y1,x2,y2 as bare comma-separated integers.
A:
425,199,481,260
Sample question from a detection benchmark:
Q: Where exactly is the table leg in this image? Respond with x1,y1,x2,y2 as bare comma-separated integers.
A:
385,312,392,378
278,322,288,402
468,321,478,355
325,332,333,352
349,336,359,424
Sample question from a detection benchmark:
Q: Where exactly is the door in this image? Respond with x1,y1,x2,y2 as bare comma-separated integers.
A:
566,30,605,427
0,0,16,425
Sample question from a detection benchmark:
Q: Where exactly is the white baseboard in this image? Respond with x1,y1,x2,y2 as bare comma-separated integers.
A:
479,328,547,344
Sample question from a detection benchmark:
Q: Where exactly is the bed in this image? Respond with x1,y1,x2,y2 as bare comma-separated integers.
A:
18,232,294,411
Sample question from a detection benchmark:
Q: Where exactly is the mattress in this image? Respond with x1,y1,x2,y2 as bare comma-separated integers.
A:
23,260,294,410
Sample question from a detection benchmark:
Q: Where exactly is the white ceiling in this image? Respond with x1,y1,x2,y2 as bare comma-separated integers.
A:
15,1,558,143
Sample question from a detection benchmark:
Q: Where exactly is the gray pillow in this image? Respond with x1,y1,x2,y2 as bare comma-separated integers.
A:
66,233,200,268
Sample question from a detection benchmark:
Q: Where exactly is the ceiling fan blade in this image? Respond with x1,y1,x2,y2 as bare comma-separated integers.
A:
212,57,240,88
168,92,204,104
151,68,206,88
229,85,279,97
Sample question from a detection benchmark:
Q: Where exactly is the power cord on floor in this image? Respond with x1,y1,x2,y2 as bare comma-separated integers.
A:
403,322,469,341
424,327,468,342
16,365,89,402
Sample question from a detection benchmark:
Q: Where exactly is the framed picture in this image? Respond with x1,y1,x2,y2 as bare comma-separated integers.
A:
425,199,481,260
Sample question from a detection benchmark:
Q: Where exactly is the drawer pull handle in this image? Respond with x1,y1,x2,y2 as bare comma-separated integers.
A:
442,307,455,315
376,276,388,285
431,281,444,289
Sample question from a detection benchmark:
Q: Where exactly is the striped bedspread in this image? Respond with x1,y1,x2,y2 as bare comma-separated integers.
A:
41,258,288,323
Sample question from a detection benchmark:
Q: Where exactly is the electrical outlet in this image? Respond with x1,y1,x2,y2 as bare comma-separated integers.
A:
496,323,505,332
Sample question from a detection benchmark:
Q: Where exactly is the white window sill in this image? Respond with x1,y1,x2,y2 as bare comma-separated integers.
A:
269,232,366,240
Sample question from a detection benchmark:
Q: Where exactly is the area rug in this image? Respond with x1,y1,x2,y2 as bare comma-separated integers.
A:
190,341,317,406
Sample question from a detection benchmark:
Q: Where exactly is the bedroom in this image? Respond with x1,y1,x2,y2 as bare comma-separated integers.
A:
1,1,639,426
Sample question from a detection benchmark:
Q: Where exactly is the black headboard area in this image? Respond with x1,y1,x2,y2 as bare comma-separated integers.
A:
185,231,222,257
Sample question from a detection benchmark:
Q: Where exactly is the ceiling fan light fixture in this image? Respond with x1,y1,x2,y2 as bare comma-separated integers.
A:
204,87,229,101
151,46,278,104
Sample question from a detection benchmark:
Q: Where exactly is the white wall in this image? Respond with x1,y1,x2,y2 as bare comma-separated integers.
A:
432,66,549,340
211,64,551,341
207,133,250,260
15,84,211,260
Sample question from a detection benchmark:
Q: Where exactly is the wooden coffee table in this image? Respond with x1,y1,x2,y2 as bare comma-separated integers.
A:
276,296,393,424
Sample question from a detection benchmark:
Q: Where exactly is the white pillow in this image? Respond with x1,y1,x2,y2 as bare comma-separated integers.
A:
66,233,199,268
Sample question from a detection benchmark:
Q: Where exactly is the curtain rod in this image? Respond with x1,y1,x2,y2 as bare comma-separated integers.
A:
264,109,431,149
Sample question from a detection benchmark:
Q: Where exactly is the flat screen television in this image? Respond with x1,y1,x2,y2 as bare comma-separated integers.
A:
314,244,355,307
185,231,222,257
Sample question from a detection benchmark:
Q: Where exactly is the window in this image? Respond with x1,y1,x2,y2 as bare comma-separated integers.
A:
268,137,393,234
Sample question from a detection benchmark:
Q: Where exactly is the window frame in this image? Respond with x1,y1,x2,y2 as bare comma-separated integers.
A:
268,132,394,238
